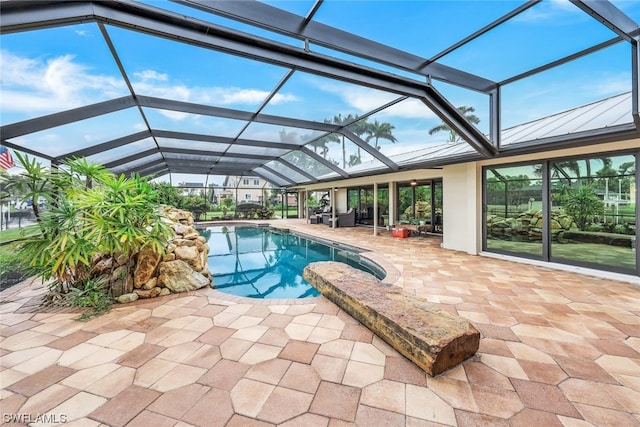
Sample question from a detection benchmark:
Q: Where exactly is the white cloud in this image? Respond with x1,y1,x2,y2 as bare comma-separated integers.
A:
159,110,191,121
514,0,582,22
127,72,299,119
586,73,631,97
0,50,298,121
134,69,168,82
316,81,436,120
0,50,125,114
381,99,437,120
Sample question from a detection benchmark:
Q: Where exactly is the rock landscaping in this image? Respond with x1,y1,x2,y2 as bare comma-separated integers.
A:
88,207,212,304
487,209,577,242
303,261,480,376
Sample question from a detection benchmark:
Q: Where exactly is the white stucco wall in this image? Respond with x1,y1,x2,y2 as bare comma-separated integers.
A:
441,162,482,254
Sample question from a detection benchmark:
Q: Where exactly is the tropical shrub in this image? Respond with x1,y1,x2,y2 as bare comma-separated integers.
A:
256,206,275,219
6,155,172,311
564,186,605,231
152,182,184,208
182,196,212,221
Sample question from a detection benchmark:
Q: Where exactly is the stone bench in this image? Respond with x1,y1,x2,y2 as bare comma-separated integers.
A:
303,261,480,376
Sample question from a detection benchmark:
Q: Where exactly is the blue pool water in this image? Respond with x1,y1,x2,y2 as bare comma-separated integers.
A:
203,225,385,299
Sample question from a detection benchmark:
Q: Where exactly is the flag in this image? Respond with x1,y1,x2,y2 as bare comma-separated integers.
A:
0,146,15,170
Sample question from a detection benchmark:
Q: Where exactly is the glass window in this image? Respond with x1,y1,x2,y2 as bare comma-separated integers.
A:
282,150,340,181
485,164,544,258
398,182,432,224
253,179,260,186
484,154,637,274
245,193,251,200
347,186,388,226
243,179,249,185
263,160,311,185
550,154,636,271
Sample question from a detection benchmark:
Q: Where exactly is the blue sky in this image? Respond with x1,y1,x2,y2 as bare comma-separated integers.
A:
1,0,639,184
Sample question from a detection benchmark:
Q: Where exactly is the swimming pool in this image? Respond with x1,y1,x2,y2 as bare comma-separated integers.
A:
204,225,385,299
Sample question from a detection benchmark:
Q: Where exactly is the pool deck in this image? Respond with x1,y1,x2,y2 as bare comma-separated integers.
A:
1,219,639,426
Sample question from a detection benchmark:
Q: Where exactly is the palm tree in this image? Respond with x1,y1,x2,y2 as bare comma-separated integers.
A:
3,151,52,224
366,120,397,150
585,157,612,179
314,133,337,159
347,116,370,163
348,154,361,167
331,114,355,169
309,138,327,156
428,106,480,142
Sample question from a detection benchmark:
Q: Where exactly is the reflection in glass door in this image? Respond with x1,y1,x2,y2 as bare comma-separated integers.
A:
347,186,389,226
396,180,442,234
433,180,443,233
282,191,298,218
360,188,374,225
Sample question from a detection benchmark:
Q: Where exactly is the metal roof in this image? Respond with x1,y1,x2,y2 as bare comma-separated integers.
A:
501,91,634,145
380,91,637,170
1,0,639,187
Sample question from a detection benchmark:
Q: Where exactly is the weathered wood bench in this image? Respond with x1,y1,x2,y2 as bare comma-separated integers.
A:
303,261,480,376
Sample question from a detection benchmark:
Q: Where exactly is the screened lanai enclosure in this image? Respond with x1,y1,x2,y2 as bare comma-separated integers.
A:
2,0,639,185
2,0,640,276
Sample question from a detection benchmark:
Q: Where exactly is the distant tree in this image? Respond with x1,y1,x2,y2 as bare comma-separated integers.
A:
428,106,480,142
366,120,397,150
347,115,370,163
618,161,635,176
348,154,361,167
314,132,337,159
279,129,299,145
331,114,355,169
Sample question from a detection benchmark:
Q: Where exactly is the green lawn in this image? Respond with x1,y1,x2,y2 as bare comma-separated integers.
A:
0,224,39,242
0,224,40,290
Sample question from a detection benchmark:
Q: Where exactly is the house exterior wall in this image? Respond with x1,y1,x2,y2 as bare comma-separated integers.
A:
442,163,481,255
301,138,638,263
219,176,271,204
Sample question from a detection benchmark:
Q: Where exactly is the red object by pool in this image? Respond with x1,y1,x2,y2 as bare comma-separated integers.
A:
392,228,408,238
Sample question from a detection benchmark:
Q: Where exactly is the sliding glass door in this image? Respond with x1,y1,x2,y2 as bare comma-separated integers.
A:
483,152,638,275
396,180,442,233
347,186,389,226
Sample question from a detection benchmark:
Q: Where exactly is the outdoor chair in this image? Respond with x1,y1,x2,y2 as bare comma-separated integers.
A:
321,207,333,225
338,208,356,227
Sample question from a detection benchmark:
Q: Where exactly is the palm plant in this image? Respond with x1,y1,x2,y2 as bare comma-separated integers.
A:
347,116,371,163
428,105,480,142
366,120,397,150
564,185,605,231
56,156,110,190
2,151,53,224
331,114,355,169
14,155,172,295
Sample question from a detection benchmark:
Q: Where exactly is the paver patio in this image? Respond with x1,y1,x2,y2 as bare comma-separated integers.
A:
1,220,639,426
